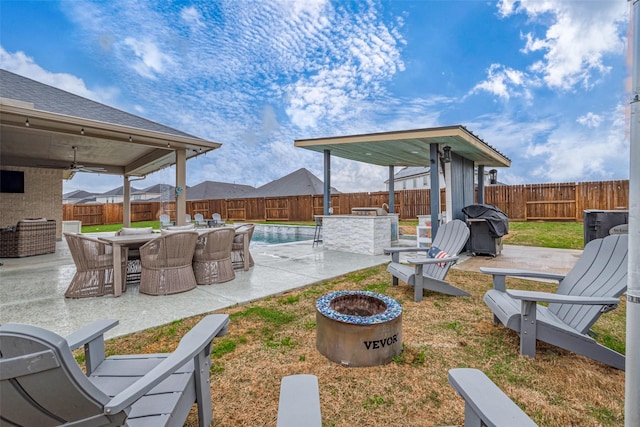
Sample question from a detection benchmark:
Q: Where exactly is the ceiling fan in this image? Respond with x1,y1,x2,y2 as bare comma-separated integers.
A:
40,146,107,174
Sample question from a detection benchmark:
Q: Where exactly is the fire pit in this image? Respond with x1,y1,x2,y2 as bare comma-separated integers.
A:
316,290,402,367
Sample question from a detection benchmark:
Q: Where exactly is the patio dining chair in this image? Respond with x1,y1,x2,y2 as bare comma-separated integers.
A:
64,233,128,298
193,227,236,284
115,226,154,286
232,224,255,269
139,231,199,295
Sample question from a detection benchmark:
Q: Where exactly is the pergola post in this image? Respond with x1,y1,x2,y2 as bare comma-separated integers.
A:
175,147,187,225
388,165,395,213
324,149,331,215
123,177,131,227
430,143,440,237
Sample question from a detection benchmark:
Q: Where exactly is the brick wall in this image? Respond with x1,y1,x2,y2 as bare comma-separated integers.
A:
0,166,63,239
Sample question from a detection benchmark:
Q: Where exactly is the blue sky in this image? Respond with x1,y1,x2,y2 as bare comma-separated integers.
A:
0,0,631,194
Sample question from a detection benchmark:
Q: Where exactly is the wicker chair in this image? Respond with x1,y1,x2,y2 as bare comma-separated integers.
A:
115,227,154,286
64,233,128,298
193,228,236,284
231,224,255,269
139,231,198,295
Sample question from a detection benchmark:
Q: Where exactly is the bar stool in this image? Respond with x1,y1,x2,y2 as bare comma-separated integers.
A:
313,216,323,247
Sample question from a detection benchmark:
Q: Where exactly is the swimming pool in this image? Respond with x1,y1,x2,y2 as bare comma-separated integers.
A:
250,230,312,246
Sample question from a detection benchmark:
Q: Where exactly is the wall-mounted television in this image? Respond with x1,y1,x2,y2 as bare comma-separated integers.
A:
0,170,25,193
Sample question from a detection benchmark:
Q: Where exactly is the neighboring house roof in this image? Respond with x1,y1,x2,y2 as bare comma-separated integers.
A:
1,70,197,138
141,184,174,194
63,190,94,199
98,186,144,197
395,166,431,180
246,168,339,198
187,181,256,200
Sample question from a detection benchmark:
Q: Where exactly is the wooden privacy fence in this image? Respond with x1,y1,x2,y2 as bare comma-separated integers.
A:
63,180,629,225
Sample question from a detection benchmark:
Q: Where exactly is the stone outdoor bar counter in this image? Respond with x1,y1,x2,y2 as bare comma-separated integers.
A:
321,214,392,255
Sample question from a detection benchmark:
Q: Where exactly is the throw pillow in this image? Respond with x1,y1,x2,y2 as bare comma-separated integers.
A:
427,245,450,267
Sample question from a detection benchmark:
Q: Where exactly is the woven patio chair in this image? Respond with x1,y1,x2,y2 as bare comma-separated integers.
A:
139,231,198,295
193,227,236,284
64,233,128,298
115,227,154,286
231,224,255,269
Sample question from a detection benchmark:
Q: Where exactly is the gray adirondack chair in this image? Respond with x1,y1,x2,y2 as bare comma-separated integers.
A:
277,375,322,427
385,219,470,301
0,314,230,426
448,368,538,426
482,233,628,370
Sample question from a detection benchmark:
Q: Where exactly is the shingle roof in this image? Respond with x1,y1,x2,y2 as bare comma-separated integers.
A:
245,168,339,198
187,181,255,200
63,190,94,199
0,69,199,138
99,186,144,196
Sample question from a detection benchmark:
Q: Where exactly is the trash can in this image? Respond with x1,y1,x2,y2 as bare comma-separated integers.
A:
583,210,628,245
462,204,509,257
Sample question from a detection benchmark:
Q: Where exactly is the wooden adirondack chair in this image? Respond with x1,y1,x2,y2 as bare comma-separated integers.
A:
0,315,229,426
385,219,470,301
482,233,628,370
448,368,538,426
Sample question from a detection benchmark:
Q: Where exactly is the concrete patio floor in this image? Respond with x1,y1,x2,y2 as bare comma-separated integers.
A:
0,235,582,340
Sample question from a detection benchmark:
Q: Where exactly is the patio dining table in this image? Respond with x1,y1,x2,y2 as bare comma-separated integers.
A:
98,226,252,297
98,234,159,297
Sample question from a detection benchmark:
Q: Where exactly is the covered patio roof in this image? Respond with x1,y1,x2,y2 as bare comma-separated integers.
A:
0,69,222,226
294,125,510,168
0,70,221,179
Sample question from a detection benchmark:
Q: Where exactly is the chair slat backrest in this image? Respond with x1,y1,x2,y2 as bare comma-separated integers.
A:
141,231,198,268
550,234,628,333
0,323,126,426
423,220,470,281
195,228,235,262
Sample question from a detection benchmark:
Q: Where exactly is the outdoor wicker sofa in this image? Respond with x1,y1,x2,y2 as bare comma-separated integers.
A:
0,218,56,258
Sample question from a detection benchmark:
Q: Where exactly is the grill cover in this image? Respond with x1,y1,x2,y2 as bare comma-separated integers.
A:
462,204,509,238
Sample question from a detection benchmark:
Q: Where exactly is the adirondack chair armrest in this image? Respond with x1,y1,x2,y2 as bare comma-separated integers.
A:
507,290,620,306
104,314,230,414
277,374,322,427
480,267,565,282
384,247,430,263
66,319,119,351
448,368,537,426
408,255,459,265
480,267,565,292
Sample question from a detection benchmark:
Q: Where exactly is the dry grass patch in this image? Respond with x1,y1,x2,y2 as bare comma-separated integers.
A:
100,267,625,426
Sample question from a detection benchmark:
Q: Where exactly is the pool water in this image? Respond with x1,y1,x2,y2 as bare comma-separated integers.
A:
250,231,312,246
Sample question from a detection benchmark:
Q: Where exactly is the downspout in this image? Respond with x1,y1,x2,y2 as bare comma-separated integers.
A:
477,165,485,205
626,2,640,425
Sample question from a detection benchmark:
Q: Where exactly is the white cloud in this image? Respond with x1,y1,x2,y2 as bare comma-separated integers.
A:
470,64,536,100
180,6,205,29
123,38,173,79
527,104,628,182
576,112,602,128
498,0,628,90
0,47,119,103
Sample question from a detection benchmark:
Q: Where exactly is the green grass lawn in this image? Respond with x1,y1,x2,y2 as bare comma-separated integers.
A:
83,220,585,249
